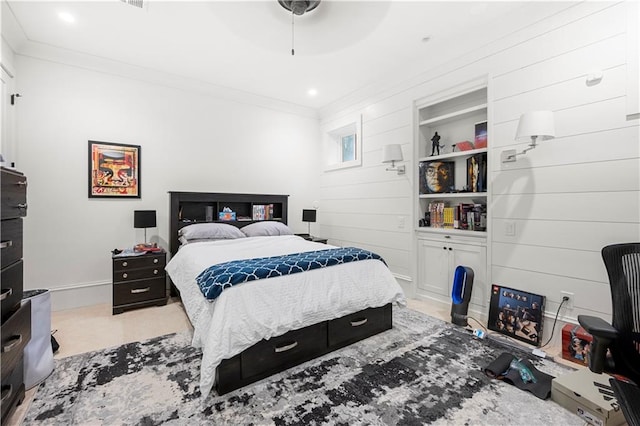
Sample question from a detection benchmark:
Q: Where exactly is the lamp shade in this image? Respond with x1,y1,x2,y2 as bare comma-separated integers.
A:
382,144,403,163
134,210,156,228
302,209,317,223
515,111,555,141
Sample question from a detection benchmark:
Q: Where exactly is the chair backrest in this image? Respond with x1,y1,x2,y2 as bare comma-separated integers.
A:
602,243,640,383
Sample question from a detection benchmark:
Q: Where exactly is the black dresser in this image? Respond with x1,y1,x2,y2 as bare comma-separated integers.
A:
112,251,167,314
1,167,31,423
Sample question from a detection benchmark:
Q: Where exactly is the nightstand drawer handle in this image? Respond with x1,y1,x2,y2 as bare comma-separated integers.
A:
0,240,12,249
3,335,22,352
122,261,128,267
131,287,150,294
122,273,128,279
153,269,159,275
17,203,27,210
351,318,368,327
153,258,159,264
1,385,12,403
274,341,298,353
0,288,12,301
16,180,27,186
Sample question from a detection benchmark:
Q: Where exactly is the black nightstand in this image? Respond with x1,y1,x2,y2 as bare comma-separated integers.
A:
112,251,167,314
296,234,328,244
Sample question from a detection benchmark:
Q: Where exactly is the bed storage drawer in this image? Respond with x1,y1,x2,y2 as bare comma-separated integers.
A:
328,303,392,349
241,322,328,379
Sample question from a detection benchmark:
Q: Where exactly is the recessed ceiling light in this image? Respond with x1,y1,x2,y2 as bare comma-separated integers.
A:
307,88,318,97
58,12,75,24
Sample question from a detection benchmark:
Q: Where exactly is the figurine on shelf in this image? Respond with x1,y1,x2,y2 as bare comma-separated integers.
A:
431,132,442,156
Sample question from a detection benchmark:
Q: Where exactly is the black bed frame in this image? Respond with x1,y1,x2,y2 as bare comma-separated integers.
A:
168,191,393,395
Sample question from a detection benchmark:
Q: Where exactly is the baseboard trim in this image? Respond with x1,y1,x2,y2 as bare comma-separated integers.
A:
47,281,112,311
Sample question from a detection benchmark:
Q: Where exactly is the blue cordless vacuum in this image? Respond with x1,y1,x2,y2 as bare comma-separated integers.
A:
451,266,475,327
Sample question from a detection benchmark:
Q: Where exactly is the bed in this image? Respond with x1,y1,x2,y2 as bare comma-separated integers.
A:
165,192,406,397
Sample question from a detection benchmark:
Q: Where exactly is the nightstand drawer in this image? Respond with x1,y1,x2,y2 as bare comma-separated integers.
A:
113,278,166,306
113,254,165,272
1,219,23,268
1,300,31,381
113,266,164,283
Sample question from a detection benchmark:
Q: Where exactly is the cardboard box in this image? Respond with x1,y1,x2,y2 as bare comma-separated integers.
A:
562,324,593,366
552,369,626,426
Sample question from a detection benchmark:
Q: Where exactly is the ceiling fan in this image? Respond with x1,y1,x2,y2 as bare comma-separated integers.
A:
278,1,321,16
278,1,321,55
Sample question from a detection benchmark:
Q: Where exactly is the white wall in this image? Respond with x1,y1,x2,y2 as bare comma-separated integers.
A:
319,1,639,347
14,55,321,310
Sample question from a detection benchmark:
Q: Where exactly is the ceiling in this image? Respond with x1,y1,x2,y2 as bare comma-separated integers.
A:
2,1,551,111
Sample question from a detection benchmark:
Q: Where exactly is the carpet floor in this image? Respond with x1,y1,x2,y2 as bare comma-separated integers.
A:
24,307,581,425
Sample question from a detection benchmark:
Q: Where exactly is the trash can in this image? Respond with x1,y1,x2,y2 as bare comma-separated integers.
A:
22,289,54,389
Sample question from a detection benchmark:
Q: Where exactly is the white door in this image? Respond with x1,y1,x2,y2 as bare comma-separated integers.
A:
450,242,487,307
417,238,450,297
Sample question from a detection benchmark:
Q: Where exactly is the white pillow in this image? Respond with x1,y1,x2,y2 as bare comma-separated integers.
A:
178,223,246,241
241,221,293,237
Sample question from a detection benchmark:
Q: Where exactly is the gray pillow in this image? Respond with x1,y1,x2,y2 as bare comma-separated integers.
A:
179,223,245,241
241,221,293,237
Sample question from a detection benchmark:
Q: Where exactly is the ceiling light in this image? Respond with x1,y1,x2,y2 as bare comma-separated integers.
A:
58,12,75,24
308,88,318,96
278,1,321,55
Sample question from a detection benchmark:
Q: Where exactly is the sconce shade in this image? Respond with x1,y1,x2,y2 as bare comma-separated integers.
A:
302,209,317,223
515,111,555,141
382,144,403,163
134,210,157,228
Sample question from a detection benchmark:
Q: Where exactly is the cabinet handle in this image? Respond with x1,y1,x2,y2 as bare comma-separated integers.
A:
274,341,298,353
153,269,159,275
2,335,22,352
17,203,27,209
153,258,159,264
351,318,368,327
122,273,128,279
449,247,452,251
0,288,13,301
0,240,12,249
444,235,451,239
16,181,27,186
131,287,150,294
122,261,128,267
443,247,447,250
1,385,12,403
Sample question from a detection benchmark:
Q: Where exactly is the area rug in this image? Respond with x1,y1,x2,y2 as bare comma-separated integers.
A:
25,307,581,425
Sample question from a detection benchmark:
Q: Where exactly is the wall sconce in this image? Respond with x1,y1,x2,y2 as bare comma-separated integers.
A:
502,111,555,163
134,210,156,244
302,209,317,237
382,144,405,175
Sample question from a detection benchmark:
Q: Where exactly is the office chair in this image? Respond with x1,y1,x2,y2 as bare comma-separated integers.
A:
578,243,640,426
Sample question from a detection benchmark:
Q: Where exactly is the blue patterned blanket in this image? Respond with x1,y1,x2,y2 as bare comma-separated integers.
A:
196,247,385,300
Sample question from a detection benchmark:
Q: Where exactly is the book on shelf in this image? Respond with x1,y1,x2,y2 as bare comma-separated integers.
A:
425,201,486,231
252,204,274,220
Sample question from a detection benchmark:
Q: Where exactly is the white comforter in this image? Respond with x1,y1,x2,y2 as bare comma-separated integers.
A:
165,235,406,397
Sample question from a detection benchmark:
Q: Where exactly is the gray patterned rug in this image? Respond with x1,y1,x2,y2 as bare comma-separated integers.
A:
25,307,581,425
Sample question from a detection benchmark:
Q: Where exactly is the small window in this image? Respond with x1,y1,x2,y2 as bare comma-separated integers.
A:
324,114,362,171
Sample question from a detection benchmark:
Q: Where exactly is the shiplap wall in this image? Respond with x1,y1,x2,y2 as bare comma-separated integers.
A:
319,1,639,340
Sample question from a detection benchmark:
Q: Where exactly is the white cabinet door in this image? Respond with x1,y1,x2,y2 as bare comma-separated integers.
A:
450,242,487,307
417,238,450,297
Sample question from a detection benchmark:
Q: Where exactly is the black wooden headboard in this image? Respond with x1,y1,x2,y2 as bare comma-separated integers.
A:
168,191,289,257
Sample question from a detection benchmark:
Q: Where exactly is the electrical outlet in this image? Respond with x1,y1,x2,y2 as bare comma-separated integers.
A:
561,291,574,310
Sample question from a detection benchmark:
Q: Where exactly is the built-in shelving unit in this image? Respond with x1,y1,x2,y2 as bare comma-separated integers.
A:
413,78,490,308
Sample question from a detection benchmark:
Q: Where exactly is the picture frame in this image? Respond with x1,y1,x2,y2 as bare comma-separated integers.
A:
88,140,141,198
466,153,487,193
419,160,455,194
474,121,488,148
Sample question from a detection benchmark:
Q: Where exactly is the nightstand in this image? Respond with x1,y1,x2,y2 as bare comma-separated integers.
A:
296,234,328,244
112,251,167,315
